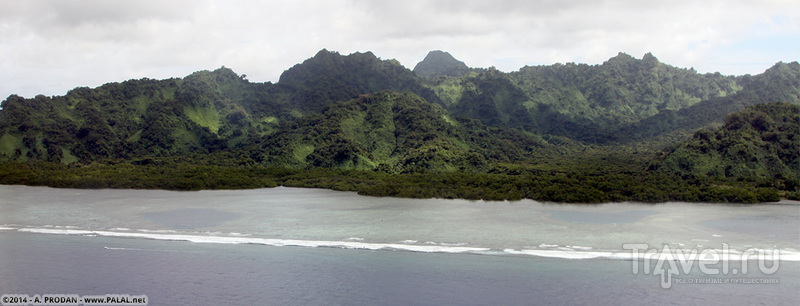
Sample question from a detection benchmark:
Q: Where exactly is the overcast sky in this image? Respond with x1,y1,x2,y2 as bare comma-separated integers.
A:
1,0,798,99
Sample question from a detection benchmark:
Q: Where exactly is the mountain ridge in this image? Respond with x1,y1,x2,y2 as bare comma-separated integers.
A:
1,49,797,165
651,102,800,181
0,49,798,203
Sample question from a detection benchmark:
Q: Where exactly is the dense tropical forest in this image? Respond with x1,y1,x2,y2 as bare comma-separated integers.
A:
1,49,798,203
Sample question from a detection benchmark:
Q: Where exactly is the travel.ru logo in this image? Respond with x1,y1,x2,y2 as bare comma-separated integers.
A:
622,243,780,289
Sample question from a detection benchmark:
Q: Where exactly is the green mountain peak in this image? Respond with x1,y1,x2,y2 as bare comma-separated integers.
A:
413,50,470,78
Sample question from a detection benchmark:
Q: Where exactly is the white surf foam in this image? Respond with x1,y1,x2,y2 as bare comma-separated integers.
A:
136,229,178,233
10,226,800,261
17,227,490,254
504,247,800,262
20,228,95,235
504,249,633,260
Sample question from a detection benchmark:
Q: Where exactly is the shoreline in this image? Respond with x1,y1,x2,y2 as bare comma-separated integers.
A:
2,183,799,205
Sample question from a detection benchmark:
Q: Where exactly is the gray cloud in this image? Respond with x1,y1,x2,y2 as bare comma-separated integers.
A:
1,0,798,100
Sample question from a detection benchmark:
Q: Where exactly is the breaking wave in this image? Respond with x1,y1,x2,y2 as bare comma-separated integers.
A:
5,225,799,261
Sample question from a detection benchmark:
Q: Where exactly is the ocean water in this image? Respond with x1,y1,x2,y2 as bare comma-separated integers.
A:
1,185,798,305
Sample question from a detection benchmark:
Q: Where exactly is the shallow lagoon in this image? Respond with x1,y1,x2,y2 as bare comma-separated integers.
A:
1,185,797,255
1,185,798,304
